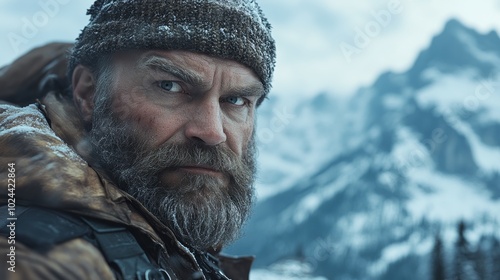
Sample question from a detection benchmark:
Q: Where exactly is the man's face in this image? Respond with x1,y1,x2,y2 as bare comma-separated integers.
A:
86,50,262,250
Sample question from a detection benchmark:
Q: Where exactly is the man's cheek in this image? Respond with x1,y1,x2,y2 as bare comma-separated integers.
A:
111,88,150,122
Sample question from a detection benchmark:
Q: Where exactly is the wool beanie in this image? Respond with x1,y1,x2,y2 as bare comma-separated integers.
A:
68,0,276,95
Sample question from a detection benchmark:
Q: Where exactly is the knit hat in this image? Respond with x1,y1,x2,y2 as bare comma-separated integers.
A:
68,0,276,95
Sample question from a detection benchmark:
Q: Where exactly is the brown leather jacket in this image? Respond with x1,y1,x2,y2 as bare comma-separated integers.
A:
0,43,252,280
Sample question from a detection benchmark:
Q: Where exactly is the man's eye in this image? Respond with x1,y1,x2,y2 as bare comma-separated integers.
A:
225,96,246,106
158,81,182,92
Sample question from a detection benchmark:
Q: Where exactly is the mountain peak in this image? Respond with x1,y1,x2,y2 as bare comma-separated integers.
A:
442,18,472,34
405,19,500,88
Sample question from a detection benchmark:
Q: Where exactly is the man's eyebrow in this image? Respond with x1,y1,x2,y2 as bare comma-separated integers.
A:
226,84,265,99
139,55,205,86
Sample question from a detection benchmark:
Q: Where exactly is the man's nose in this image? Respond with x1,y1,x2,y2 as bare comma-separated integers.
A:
184,99,227,145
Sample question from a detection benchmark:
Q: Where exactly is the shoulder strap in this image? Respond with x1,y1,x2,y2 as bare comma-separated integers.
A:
0,205,29,227
194,251,231,280
80,217,171,280
0,205,89,252
0,205,171,280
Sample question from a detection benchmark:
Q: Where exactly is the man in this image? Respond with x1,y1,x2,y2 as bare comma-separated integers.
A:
0,0,275,279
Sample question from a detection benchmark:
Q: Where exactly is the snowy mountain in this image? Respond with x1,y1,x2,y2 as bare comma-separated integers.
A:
226,19,500,280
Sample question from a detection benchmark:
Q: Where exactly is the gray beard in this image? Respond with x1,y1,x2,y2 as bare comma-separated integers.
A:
87,89,256,251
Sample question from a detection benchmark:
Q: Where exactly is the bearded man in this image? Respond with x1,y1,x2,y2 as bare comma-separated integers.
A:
0,0,275,279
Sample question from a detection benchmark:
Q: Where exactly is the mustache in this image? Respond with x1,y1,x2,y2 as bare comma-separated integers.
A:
142,142,241,172
127,140,255,188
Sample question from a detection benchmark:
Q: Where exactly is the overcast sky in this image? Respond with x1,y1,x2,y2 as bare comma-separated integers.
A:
1,0,499,98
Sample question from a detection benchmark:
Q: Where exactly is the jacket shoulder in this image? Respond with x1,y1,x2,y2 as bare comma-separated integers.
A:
0,42,72,106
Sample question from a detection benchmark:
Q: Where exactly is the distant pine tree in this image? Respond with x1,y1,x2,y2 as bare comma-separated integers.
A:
431,233,446,280
453,221,466,280
490,237,500,278
471,244,487,280
452,220,478,280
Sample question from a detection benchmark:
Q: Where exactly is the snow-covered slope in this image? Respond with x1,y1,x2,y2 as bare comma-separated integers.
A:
226,19,500,280
252,93,356,200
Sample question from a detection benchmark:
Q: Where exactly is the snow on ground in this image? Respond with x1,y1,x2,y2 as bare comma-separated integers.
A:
250,260,328,280
368,234,433,277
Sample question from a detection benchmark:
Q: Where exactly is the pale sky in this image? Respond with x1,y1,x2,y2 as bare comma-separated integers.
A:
1,0,500,97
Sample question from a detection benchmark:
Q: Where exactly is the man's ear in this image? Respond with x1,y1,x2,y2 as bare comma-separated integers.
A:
72,65,96,126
